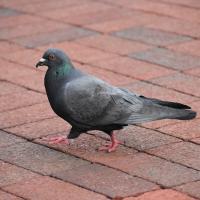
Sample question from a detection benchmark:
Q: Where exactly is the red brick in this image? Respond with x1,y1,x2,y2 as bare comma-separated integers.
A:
6,117,69,139
0,160,39,187
121,0,200,23
0,102,55,129
158,118,200,140
168,40,200,57
0,141,88,175
39,1,112,20
0,0,42,7
54,163,159,198
151,73,200,97
124,189,197,200
126,81,198,104
0,48,43,68
0,91,47,113
175,181,200,199
191,137,200,144
76,63,136,86
185,67,200,77
0,20,70,40
148,142,200,170
93,56,175,80
156,0,200,8
147,17,200,38
0,190,23,200
0,81,26,96
3,176,108,200
60,7,133,26
102,152,200,187
75,35,152,55
0,14,43,29
0,41,24,53
85,13,159,33
39,41,116,64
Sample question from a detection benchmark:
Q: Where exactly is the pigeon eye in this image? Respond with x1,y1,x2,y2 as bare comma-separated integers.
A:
48,54,56,61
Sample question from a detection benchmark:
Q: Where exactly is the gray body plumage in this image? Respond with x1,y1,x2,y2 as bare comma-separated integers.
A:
37,48,196,139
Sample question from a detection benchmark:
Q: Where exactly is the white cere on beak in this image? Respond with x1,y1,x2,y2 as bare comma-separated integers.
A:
39,58,46,62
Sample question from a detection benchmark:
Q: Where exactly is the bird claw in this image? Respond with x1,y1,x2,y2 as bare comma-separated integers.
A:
42,136,69,145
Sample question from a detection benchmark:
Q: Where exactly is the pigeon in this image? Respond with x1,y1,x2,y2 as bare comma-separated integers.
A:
36,48,196,152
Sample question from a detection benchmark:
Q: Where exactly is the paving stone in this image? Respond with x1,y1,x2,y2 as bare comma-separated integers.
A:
168,40,200,57
0,102,55,129
3,176,108,200
0,20,70,40
93,56,175,80
125,81,198,104
0,41,24,54
0,81,26,96
0,190,23,200
75,35,152,55
147,17,200,38
113,27,191,46
0,141,88,175
53,163,159,198
102,152,200,187
38,41,115,64
5,117,69,139
130,48,200,70
159,119,200,140
0,7,21,17
0,48,42,68
185,67,200,78
0,160,39,187
77,63,136,86
0,14,43,29
0,130,25,148
148,142,200,170
117,126,181,151
12,27,97,48
124,189,197,200
150,73,200,97
175,181,200,199
0,91,47,113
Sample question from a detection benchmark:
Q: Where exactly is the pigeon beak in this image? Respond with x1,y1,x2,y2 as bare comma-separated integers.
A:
36,58,47,68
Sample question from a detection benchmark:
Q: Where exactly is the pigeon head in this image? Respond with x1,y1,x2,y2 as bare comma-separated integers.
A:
36,48,72,69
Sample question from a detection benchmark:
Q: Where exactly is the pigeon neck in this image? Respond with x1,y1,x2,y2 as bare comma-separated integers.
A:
52,63,72,78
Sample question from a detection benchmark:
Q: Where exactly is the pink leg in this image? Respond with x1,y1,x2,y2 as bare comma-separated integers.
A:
42,135,69,145
98,131,122,152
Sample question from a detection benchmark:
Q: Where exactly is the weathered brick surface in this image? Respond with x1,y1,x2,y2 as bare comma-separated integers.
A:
3,176,109,200
148,142,200,170
150,73,200,97
53,163,159,198
0,190,23,200
0,141,88,175
93,56,175,80
113,27,191,46
5,117,69,139
0,7,21,17
0,90,47,112
0,160,39,187
12,27,97,48
0,103,55,129
175,181,200,199
75,35,152,55
0,130,25,148
130,48,200,70
124,189,197,200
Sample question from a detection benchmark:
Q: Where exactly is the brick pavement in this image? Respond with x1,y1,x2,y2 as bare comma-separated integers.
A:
0,0,200,199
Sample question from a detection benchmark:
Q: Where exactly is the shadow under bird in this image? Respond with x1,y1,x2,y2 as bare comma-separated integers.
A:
36,48,197,152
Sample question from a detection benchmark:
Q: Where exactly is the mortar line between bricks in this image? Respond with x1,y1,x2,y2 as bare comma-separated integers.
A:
0,187,28,200
0,158,112,199
149,0,200,11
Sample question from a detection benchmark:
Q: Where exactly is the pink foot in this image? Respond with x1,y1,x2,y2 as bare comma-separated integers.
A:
98,131,122,153
42,136,69,145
